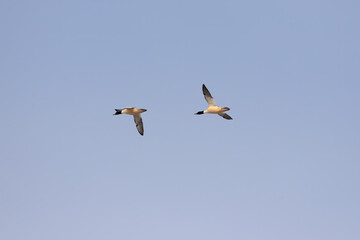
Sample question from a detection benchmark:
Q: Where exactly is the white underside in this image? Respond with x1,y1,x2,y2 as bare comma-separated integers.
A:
122,108,146,115
204,106,226,114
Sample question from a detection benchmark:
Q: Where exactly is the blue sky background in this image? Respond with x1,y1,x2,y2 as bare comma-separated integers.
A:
1,1,359,239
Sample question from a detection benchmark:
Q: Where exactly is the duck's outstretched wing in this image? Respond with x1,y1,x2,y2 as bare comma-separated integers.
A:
218,113,232,120
133,114,144,135
202,84,216,106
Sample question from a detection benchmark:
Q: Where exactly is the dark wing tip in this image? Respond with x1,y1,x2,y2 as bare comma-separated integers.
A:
219,113,233,120
202,84,207,91
202,84,212,97
134,115,144,136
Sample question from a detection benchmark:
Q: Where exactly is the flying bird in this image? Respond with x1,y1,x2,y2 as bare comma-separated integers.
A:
113,107,147,135
195,84,232,120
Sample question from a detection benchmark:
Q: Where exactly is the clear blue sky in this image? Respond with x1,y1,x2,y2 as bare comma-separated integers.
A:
1,1,359,239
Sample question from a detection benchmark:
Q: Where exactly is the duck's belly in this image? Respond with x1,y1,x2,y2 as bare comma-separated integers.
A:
123,108,146,115
205,106,224,114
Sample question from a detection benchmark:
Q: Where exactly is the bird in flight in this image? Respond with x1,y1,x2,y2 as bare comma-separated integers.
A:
113,107,147,135
195,84,232,120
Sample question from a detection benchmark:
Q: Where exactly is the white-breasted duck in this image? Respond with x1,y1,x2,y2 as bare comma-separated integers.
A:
195,84,232,120
113,107,147,135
